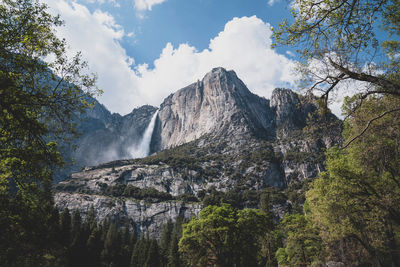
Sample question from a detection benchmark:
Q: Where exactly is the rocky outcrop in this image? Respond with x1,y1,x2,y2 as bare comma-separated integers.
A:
55,140,285,197
151,67,275,152
271,88,314,138
55,192,201,238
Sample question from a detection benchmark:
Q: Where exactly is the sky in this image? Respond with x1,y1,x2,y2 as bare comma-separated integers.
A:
41,0,331,116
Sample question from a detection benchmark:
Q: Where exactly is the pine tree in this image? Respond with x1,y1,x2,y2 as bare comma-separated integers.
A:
130,240,140,267
101,221,122,266
130,224,138,250
131,236,149,267
69,210,88,267
160,219,173,265
145,239,161,267
71,209,82,241
168,234,181,267
59,208,72,247
120,221,132,267
169,217,185,267
86,225,103,267
85,205,97,230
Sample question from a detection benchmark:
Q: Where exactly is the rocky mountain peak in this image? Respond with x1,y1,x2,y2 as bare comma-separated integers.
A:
270,88,302,126
270,88,318,138
201,67,257,105
151,68,274,151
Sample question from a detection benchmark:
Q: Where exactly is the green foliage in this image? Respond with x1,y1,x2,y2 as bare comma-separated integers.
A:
0,0,97,265
0,0,97,193
178,204,273,267
200,186,286,212
305,96,400,265
101,184,174,201
276,213,324,267
273,0,400,114
176,193,199,202
159,219,173,266
145,240,161,267
137,141,204,171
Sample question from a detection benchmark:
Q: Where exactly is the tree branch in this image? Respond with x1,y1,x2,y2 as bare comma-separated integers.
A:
342,107,400,149
328,58,400,95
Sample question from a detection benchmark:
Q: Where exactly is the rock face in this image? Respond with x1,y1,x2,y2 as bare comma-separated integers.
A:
151,68,274,152
271,88,313,137
55,67,342,237
55,192,201,237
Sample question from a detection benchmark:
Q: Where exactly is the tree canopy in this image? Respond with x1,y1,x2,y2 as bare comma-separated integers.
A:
0,0,97,193
178,204,272,267
0,0,97,265
273,0,400,121
305,95,400,266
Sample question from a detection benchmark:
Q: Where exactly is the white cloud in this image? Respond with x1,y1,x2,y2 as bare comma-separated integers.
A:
268,0,280,6
83,0,120,7
134,0,167,11
43,0,138,114
41,2,298,115
134,16,297,108
286,50,295,57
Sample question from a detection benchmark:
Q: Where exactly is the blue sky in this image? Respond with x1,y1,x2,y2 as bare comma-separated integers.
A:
43,0,302,115
79,0,294,66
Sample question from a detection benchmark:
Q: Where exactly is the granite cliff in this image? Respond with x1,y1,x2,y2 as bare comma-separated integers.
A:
151,68,274,152
55,68,341,237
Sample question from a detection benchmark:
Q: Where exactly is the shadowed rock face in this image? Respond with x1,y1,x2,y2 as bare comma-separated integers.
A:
55,67,342,237
56,103,157,183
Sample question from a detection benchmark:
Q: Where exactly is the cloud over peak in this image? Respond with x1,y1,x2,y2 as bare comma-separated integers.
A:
42,1,297,115
134,16,297,108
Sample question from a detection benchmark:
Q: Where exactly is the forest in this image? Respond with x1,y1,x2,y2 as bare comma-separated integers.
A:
0,0,399,266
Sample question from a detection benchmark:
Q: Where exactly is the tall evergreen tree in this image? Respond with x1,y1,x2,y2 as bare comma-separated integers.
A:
101,221,122,266
145,239,161,267
86,225,103,267
160,219,173,265
131,236,150,267
59,208,72,247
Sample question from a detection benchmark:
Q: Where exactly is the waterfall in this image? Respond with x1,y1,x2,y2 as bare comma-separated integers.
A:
129,110,158,158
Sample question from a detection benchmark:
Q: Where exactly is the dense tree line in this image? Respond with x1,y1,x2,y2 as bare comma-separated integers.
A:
45,207,185,267
0,201,280,267
2,203,187,267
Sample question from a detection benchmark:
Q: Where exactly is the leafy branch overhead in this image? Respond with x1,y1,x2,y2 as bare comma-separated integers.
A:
0,1,99,264
0,0,99,192
273,0,400,144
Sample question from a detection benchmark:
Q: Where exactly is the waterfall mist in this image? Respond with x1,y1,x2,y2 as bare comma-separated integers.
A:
129,110,158,158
